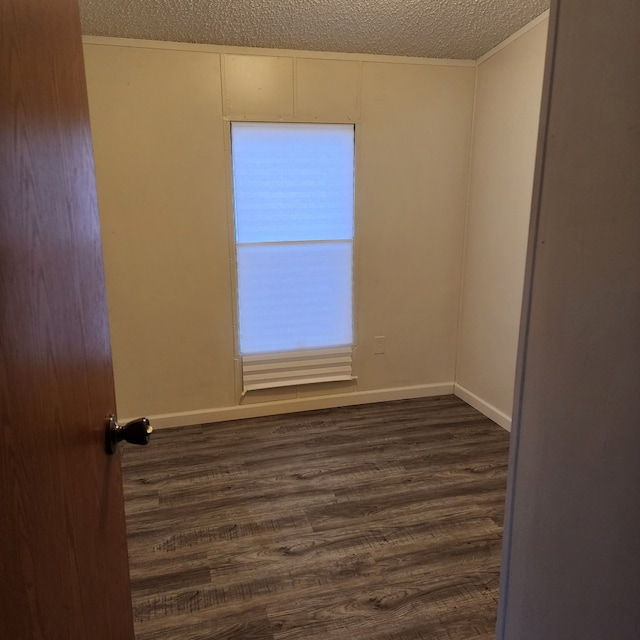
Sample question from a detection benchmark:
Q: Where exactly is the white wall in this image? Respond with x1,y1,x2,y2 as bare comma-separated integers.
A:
455,16,548,430
83,40,475,427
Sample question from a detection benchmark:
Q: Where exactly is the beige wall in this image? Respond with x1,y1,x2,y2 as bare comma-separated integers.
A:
455,17,548,429
83,40,475,426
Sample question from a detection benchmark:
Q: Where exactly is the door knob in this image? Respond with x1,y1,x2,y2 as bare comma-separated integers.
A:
106,415,153,454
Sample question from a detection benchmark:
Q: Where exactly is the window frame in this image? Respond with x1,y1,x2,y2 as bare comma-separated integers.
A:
225,118,359,394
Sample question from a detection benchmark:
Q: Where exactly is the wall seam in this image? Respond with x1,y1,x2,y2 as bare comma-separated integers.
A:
452,59,479,387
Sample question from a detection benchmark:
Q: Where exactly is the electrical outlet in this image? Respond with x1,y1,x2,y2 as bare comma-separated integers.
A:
374,336,385,355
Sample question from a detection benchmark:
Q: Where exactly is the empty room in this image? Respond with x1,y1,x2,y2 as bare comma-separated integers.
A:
5,1,639,639
79,1,548,637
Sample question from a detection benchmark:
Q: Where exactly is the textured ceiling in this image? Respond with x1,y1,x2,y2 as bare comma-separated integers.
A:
79,0,549,60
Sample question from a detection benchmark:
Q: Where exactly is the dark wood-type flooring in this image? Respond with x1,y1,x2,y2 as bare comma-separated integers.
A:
122,395,510,640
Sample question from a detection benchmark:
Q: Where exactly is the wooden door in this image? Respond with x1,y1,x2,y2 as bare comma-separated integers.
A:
498,0,640,638
0,0,135,638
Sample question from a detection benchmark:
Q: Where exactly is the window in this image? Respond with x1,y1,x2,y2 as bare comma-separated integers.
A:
231,122,355,391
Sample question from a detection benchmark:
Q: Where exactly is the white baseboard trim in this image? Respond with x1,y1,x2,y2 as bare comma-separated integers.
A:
454,383,512,432
126,382,454,430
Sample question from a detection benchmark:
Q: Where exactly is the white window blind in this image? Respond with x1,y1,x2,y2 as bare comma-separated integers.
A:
231,122,355,391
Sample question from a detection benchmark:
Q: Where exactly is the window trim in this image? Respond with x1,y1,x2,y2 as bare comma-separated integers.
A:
226,119,359,395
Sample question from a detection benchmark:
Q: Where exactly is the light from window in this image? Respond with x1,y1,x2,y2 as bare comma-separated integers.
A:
231,122,355,357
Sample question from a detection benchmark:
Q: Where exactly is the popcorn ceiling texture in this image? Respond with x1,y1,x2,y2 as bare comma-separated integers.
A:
79,0,549,60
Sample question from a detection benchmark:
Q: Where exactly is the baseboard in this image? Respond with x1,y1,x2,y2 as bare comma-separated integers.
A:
127,382,455,430
454,383,512,432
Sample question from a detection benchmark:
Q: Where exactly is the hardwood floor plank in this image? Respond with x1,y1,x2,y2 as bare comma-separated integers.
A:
122,395,509,639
